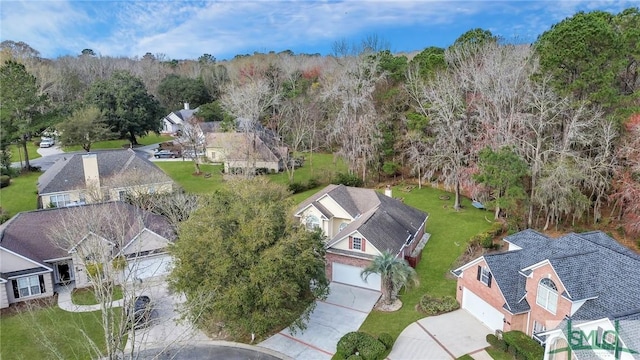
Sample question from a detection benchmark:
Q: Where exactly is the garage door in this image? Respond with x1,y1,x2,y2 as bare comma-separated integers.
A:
462,287,504,331
125,254,173,280
332,263,381,291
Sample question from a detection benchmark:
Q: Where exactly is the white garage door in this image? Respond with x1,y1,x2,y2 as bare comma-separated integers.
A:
332,263,381,291
125,254,173,280
462,287,504,331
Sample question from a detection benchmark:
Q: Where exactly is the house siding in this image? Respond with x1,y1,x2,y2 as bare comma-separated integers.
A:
525,263,572,335
6,273,54,305
456,259,509,333
0,283,9,308
317,196,352,220
0,248,40,272
325,252,372,281
332,232,380,256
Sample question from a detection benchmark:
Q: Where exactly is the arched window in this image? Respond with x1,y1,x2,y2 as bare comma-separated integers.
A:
536,278,558,313
338,222,348,233
305,215,320,230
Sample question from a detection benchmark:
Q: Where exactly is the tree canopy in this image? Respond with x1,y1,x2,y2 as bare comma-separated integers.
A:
157,74,212,111
85,70,162,144
169,178,329,339
57,106,114,151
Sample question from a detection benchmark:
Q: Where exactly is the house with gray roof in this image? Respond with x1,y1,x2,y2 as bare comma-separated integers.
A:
451,229,640,353
161,103,198,134
37,149,174,208
0,202,175,309
294,184,429,291
205,132,288,174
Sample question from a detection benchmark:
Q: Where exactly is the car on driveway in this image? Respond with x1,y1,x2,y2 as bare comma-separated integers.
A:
40,137,55,148
128,295,152,329
154,150,180,158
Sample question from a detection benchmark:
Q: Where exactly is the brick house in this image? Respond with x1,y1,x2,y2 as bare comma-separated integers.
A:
451,229,640,346
294,184,429,291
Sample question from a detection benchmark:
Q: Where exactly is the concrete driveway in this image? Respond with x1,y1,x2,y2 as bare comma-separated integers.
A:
259,283,381,359
388,309,492,360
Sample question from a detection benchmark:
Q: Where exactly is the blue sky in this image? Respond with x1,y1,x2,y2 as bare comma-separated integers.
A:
0,1,636,60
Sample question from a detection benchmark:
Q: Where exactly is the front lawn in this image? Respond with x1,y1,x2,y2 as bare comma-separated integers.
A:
358,185,493,338
64,134,173,152
8,143,41,163
0,304,114,359
0,171,41,217
72,286,123,305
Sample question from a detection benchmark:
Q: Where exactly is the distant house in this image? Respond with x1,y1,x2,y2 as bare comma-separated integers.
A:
161,103,198,134
205,132,288,174
451,229,640,350
294,185,429,291
37,149,174,208
0,202,175,308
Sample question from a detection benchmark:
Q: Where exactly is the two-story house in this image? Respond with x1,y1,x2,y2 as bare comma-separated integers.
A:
451,229,640,349
37,149,174,208
294,184,429,291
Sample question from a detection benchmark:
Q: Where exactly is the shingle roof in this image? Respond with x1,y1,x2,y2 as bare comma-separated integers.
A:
0,202,175,268
37,149,171,194
296,185,428,255
205,132,281,162
483,231,640,321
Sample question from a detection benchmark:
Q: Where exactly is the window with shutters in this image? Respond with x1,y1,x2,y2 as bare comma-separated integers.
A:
480,266,491,286
15,275,43,298
352,237,362,250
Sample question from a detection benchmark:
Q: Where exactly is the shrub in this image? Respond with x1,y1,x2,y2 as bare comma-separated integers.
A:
0,208,10,224
486,334,507,351
377,333,394,349
307,177,320,189
418,294,460,315
111,255,127,271
336,332,386,360
334,172,364,187
288,182,307,194
503,330,544,360
336,332,360,358
357,333,385,360
0,175,10,188
346,356,363,360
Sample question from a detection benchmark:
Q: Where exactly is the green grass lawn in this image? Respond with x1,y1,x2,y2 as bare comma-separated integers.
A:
155,162,225,194
72,286,123,305
8,143,41,163
0,171,40,216
0,305,114,359
358,185,493,339
64,134,173,152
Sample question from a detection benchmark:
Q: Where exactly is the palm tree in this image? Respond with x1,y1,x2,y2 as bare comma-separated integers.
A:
361,251,419,305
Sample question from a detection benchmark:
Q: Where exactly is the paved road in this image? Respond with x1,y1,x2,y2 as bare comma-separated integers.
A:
130,344,285,360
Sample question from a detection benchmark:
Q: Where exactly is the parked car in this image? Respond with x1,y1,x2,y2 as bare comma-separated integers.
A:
127,295,152,329
183,149,206,158
154,149,180,158
40,137,55,148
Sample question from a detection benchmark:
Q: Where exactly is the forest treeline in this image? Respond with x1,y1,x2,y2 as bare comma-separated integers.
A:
0,8,638,236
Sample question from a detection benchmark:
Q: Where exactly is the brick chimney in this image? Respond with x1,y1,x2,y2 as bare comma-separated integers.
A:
82,154,100,189
385,185,392,198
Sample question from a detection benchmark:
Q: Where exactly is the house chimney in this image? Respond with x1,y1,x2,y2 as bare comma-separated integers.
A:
82,154,100,189
184,102,190,110
385,185,392,198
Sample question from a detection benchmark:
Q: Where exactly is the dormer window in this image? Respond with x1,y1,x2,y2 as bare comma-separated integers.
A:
305,215,320,230
536,278,558,314
338,222,348,232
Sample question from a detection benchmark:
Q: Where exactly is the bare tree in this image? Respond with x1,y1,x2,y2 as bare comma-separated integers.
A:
174,116,206,175
321,52,384,182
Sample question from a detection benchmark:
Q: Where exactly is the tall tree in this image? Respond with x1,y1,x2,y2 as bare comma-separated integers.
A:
474,147,529,220
157,74,211,111
611,115,640,237
361,251,418,305
0,60,48,169
169,178,329,340
57,106,114,152
85,70,162,145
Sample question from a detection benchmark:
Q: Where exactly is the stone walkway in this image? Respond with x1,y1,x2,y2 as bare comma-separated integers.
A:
57,285,123,312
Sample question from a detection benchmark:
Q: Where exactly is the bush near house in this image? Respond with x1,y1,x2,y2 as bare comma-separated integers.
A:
334,331,390,360
502,330,544,360
0,175,10,188
417,294,460,315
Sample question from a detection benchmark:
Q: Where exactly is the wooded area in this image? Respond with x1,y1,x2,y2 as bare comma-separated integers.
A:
1,8,638,236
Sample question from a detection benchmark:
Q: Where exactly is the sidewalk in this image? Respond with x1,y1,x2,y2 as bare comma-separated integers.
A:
57,285,123,312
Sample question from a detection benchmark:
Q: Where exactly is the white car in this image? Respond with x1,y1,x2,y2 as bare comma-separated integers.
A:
40,138,55,148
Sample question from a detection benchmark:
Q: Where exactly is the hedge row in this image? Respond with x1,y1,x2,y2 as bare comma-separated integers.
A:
487,331,544,360
288,177,320,194
470,222,504,249
417,294,460,315
335,331,394,360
